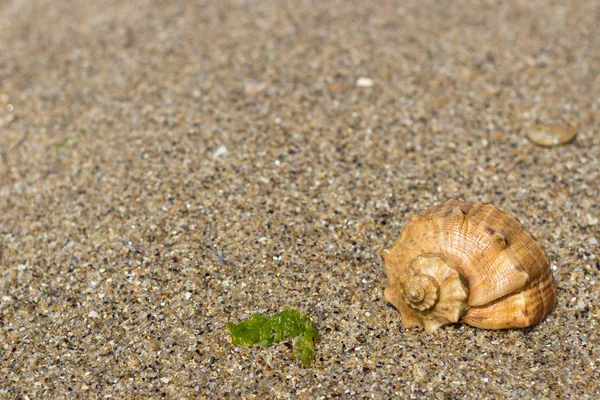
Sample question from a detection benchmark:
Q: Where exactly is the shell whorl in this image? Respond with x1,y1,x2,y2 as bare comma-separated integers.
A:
404,275,439,311
384,253,469,333
382,200,557,333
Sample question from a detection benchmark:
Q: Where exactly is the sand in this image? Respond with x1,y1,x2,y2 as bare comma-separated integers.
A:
1,0,599,398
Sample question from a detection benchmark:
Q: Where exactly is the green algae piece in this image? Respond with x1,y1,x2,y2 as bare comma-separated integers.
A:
227,309,319,366
226,314,269,347
292,333,317,367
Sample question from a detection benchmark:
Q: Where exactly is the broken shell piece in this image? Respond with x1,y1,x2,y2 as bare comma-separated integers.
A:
382,200,557,333
527,124,577,147
244,80,267,95
356,77,374,88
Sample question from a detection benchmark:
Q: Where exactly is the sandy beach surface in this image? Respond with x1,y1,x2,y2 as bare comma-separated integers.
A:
1,0,599,398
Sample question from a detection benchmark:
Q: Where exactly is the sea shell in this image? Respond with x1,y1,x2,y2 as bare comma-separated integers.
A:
382,200,556,333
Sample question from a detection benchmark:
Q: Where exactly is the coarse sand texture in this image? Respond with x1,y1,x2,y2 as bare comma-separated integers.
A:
1,0,599,398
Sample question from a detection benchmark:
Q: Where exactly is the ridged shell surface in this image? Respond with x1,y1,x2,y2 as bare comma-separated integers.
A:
382,200,556,333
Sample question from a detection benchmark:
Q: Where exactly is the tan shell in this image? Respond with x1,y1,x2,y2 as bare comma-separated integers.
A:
527,124,577,147
382,200,556,333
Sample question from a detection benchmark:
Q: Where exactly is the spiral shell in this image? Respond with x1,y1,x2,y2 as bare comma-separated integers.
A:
382,200,556,333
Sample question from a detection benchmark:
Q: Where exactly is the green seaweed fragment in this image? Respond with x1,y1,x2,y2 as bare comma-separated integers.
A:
227,309,319,366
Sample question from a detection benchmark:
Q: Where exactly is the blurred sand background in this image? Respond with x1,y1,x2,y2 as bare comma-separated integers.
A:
1,0,599,398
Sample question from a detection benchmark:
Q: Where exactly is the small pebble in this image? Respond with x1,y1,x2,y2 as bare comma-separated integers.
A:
589,237,598,246
88,311,99,319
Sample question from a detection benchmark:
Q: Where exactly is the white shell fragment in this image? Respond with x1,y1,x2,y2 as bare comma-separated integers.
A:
356,77,374,88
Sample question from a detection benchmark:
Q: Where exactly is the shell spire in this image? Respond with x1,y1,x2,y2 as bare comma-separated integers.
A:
382,200,556,332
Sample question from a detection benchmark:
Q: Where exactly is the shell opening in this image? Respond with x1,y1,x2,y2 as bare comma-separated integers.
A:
403,275,439,311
